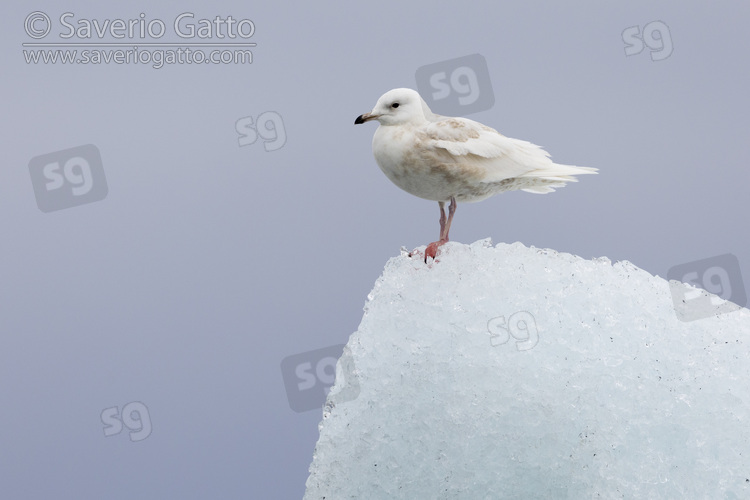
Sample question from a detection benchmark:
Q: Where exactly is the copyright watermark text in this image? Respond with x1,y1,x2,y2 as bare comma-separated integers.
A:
22,11,257,69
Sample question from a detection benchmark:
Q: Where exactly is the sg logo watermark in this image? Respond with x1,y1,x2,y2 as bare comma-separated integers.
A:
415,53,494,116
101,401,152,442
236,111,286,152
28,144,108,213
667,254,746,322
487,311,539,351
622,21,673,61
280,344,359,413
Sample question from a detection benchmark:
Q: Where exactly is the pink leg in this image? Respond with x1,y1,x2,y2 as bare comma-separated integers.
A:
425,196,457,261
437,201,447,240
442,196,457,241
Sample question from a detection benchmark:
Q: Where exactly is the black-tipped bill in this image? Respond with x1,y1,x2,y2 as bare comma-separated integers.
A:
355,112,378,125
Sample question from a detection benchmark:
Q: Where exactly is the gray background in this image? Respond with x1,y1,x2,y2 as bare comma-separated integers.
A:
2,2,748,498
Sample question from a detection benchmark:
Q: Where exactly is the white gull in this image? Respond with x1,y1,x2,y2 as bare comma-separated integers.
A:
355,88,597,260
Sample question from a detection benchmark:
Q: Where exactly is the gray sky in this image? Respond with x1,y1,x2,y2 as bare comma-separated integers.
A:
2,2,749,498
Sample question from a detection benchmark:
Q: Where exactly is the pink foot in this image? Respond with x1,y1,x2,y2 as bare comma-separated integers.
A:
408,196,457,263
424,239,448,262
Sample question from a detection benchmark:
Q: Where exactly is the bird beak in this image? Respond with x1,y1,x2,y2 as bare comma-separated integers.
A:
355,112,379,125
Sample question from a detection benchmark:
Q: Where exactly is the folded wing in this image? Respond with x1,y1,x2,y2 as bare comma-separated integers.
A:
417,117,597,193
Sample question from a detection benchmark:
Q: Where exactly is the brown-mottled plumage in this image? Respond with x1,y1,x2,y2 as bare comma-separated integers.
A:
355,88,597,260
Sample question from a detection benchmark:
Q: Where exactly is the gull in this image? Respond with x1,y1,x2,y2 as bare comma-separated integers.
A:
355,88,597,260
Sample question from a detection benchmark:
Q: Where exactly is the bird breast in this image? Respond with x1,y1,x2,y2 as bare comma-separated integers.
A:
371,124,496,203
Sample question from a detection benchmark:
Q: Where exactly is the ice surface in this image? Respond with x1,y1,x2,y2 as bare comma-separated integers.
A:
304,240,750,499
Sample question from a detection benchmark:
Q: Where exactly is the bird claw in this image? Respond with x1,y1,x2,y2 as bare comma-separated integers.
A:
424,241,442,261
408,239,447,263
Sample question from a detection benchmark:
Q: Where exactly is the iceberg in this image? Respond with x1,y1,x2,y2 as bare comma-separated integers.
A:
304,240,750,499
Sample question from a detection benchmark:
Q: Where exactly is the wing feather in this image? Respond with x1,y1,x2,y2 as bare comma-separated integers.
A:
417,117,597,186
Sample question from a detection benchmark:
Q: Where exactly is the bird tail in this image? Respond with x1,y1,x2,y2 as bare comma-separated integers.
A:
519,164,598,194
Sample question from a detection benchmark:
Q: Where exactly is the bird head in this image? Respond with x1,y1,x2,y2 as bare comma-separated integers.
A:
355,88,431,126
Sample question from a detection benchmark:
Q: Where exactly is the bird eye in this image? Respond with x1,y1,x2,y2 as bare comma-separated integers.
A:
391,102,400,108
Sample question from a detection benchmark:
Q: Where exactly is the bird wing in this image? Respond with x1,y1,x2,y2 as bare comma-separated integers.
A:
416,117,597,188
